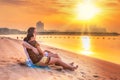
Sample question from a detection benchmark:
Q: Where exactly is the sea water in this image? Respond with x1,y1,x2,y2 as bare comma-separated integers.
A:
1,34,120,64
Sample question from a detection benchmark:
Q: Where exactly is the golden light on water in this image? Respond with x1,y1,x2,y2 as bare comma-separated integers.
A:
81,36,90,50
80,36,93,55
75,1,101,20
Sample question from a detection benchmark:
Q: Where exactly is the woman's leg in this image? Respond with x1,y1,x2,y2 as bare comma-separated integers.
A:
49,57,78,71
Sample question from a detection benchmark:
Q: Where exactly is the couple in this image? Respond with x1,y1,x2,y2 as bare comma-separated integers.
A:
22,27,78,71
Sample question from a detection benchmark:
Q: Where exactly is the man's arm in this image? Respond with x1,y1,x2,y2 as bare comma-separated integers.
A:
36,45,44,56
22,41,38,54
22,41,32,49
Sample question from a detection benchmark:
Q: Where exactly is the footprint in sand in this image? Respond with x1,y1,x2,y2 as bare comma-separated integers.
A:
93,75,100,78
110,77,119,80
0,60,7,62
67,74,73,78
48,71,54,75
10,57,21,62
77,77,84,80
80,71,85,75
0,71,9,80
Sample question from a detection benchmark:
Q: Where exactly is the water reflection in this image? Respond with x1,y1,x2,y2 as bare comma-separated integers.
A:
80,36,93,55
1,34,120,64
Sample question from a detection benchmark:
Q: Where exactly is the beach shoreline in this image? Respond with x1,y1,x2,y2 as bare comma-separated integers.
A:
0,37,120,80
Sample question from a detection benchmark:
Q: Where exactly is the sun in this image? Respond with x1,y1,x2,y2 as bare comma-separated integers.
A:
75,2,101,20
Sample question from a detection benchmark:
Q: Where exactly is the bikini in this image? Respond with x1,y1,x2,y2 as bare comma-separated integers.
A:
35,56,50,66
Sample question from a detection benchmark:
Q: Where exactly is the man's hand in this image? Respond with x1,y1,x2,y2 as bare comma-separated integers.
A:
22,41,39,54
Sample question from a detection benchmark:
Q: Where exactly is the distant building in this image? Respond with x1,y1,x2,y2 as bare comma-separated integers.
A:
36,21,44,32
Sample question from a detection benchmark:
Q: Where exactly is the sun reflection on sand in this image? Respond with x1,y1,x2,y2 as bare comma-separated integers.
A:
80,36,93,55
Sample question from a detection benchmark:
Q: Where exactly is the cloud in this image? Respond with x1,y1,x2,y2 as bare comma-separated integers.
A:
0,0,120,15
0,0,120,32
97,0,120,6
0,0,81,15
0,0,60,15
0,0,30,5
20,0,76,15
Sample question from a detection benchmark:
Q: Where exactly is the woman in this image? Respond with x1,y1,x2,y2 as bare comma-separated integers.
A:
24,27,61,59
23,27,78,71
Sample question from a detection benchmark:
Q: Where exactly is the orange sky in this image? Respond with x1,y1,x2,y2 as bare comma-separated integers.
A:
0,0,120,32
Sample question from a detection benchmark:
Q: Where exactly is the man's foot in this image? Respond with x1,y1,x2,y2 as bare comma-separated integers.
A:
71,65,78,71
69,62,74,66
74,65,78,70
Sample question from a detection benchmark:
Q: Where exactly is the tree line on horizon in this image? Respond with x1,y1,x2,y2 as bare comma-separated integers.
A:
0,28,25,34
0,27,119,36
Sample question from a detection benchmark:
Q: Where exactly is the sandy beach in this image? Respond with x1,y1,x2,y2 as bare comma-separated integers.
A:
0,37,120,80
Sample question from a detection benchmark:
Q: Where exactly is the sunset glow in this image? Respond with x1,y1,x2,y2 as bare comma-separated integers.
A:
0,0,120,32
75,2,101,20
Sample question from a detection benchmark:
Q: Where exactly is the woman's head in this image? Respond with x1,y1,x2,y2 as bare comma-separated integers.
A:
24,27,36,42
24,33,35,42
27,27,36,35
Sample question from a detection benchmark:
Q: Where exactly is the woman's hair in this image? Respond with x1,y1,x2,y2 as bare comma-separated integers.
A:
24,27,35,42
27,27,36,34
24,33,34,42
